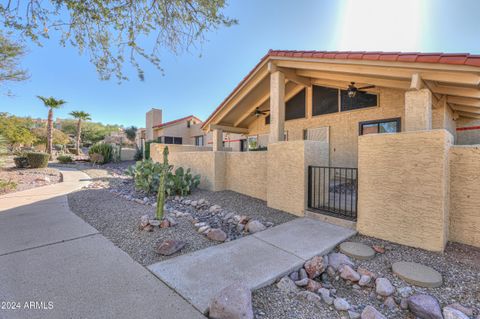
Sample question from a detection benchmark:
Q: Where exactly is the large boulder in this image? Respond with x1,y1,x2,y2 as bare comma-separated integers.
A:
209,283,253,319
276,277,299,294
407,294,443,319
207,228,227,242
361,306,386,319
340,265,361,282
333,298,350,311
328,252,354,271
156,240,186,256
304,255,326,279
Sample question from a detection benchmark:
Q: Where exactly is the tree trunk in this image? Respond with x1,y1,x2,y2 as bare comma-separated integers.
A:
76,119,82,155
47,108,53,158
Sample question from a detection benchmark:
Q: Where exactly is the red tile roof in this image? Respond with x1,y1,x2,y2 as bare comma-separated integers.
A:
153,115,202,129
202,50,480,128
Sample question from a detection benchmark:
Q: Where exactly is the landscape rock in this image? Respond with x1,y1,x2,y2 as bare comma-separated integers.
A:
400,298,408,310
348,310,361,319
407,294,443,319
299,268,308,280
209,283,253,319
156,240,186,256
304,255,326,279
375,278,395,297
207,228,227,242
443,306,470,319
143,224,154,232
198,225,210,233
296,291,322,305
305,279,322,292
372,245,385,254
317,288,333,305
334,297,350,311
245,220,266,233
289,271,299,281
160,219,170,228
329,252,354,271
340,265,361,282
358,275,372,286
149,219,160,227
397,286,413,298
361,306,386,319
209,205,222,213
447,303,474,317
276,277,299,294
383,296,397,310
294,278,309,287
139,215,150,229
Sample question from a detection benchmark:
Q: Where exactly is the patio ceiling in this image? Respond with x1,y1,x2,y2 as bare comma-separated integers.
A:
202,50,480,132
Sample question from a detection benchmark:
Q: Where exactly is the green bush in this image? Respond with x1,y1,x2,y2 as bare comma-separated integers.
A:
26,152,50,168
0,179,17,192
13,156,29,168
88,143,113,164
134,148,143,161
57,155,73,163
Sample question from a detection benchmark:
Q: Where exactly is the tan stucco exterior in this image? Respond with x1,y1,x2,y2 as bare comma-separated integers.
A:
153,117,203,145
225,152,268,200
357,130,453,252
456,118,480,145
249,87,405,167
449,145,480,247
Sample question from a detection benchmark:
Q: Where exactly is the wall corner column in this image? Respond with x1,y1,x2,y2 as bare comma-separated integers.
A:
269,70,286,144
212,128,223,151
405,87,433,131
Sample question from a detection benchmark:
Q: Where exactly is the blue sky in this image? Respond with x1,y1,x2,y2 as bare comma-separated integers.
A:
1,0,480,127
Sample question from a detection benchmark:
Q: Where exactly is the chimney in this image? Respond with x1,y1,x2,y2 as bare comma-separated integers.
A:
146,108,162,141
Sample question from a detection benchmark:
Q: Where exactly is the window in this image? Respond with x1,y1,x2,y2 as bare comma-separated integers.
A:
312,85,338,116
265,114,270,125
195,135,204,146
341,90,377,111
187,120,191,128
164,136,173,144
173,137,183,144
285,89,306,121
359,118,401,135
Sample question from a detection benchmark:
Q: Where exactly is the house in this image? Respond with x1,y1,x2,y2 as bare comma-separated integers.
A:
151,50,480,252
144,108,245,151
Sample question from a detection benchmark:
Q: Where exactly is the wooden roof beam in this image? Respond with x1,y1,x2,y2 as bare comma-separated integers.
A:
268,62,311,87
447,96,480,108
455,110,480,119
210,124,249,134
450,104,480,115
274,60,480,86
429,82,480,99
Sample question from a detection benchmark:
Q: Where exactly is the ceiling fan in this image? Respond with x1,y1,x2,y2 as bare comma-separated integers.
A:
251,107,268,117
347,82,375,98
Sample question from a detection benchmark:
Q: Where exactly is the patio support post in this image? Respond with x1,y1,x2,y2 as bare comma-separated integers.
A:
405,76,432,131
269,70,286,144
212,128,223,151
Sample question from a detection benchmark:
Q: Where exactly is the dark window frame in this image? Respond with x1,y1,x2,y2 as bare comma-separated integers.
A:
312,85,339,116
341,90,378,112
358,118,401,135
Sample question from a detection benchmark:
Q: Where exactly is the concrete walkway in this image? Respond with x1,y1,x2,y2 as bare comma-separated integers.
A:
0,168,204,319
148,217,356,314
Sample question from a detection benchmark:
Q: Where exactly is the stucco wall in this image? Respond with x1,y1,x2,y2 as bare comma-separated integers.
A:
120,148,136,161
225,152,267,200
150,143,212,162
153,118,203,145
267,140,329,216
248,87,405,167
449,145,480,247
357,130,453,252
432,102,456,141
456,118,480,145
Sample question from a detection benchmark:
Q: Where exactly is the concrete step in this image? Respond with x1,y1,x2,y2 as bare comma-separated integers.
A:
148,217,356,314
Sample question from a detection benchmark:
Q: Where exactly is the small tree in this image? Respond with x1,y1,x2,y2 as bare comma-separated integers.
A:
69,111,91,154
37,96,67,158
155,146,170,220
124,126,137,142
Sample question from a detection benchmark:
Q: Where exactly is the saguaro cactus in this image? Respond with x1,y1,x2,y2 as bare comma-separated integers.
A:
155,146,169,220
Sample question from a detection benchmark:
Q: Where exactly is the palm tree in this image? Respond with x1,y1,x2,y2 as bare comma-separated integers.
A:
37,96,67,158
69,111,91,155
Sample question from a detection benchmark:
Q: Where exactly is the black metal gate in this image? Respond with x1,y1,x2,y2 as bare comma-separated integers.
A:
308,166,358,221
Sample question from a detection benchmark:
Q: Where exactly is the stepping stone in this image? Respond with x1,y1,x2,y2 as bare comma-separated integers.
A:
392,262,442,288
339,242,375,260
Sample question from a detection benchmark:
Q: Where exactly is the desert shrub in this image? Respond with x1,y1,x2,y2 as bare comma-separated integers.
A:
165,167,200,196
134,148,143,161
26,152,50,168
13,156,29,168
57,155,73,163
126,159,163,194
88,143,113,164
0,179,17,192
126,159,200,196
90,153,104,165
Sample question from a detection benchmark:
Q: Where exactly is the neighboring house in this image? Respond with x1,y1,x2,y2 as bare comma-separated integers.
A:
151,50,480,253
144,108,245,151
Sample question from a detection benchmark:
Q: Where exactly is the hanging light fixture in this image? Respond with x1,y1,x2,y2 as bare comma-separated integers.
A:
347,82,358,98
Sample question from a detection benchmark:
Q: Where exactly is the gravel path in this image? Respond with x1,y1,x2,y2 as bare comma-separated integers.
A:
67,162,296,266
252,234,480,319
0,161,61,195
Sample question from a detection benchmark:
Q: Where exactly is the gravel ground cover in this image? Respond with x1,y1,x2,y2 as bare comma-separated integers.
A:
0,160,61,195
253,234,480,319
67,162,296,266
